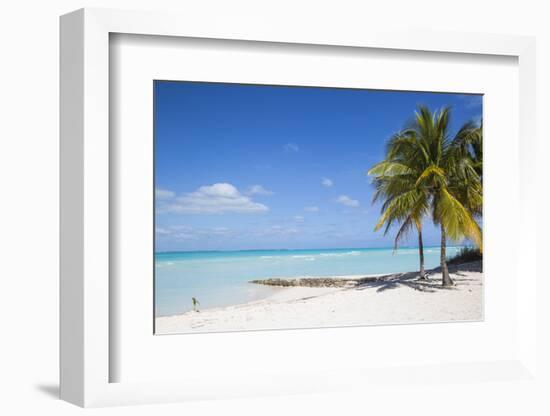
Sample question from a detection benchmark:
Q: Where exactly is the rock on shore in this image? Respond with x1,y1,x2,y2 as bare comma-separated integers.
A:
250,276,381,288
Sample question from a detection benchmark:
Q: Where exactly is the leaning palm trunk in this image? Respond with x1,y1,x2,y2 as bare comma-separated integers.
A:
440,226,453,286
417,228,426,280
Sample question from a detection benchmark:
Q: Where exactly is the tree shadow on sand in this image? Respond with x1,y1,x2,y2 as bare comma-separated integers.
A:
353,260,482,294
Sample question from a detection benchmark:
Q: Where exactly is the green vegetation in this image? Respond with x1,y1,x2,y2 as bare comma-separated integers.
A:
448,246,482,265
368,106,482,286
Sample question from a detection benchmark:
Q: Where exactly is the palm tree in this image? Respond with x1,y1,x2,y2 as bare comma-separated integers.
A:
368,141,430,279
370,106,482,286
453,120,483,180
448,121,483,217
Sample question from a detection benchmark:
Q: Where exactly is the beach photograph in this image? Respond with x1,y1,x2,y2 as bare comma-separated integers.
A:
154,81,483,335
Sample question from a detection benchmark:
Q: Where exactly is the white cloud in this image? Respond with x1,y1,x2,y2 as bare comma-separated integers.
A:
294,215,305,222
335,195,360,208
257,225,299,237
172,231,199,240
321,177,334,187
212,226,231,233
157,183,269,214
283,143,299,152
304,206,319,212
155,225,198,240
245,184,274,196
155,225,234,240
155,188,176,199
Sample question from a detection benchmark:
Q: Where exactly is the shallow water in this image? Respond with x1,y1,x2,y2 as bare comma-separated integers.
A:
155,246,462,316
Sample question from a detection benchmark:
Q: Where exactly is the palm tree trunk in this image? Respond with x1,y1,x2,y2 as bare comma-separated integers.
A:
418,228,426,280
440,225,453,286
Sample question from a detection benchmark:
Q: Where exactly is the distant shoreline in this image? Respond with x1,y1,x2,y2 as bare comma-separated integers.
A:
155,245,465,255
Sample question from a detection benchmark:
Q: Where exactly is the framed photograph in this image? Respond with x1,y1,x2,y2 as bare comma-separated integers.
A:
153,81,484,335
60,8,538,407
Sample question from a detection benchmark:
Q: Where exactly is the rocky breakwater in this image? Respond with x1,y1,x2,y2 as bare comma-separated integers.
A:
250,275,382,288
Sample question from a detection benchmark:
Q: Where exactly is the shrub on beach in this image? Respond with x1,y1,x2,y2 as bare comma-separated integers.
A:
448,246,482,265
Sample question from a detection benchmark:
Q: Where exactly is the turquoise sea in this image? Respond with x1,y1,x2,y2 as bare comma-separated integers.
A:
155,246,462,316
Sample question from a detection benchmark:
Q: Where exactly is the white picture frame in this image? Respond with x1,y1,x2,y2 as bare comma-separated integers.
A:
60,7,537,407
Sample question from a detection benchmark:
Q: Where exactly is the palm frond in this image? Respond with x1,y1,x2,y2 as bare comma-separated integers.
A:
368,161,413,177
436,187,482,249
393,215,414,251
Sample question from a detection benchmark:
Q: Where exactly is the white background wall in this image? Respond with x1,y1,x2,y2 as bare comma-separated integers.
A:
1,1,548,415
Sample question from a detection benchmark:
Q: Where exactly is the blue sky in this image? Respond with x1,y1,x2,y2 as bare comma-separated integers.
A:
155,81,482,252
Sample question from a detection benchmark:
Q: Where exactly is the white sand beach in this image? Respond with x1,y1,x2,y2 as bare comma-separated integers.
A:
155,261,483,334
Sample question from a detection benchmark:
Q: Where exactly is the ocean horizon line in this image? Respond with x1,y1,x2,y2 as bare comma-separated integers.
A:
155,245,465,255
